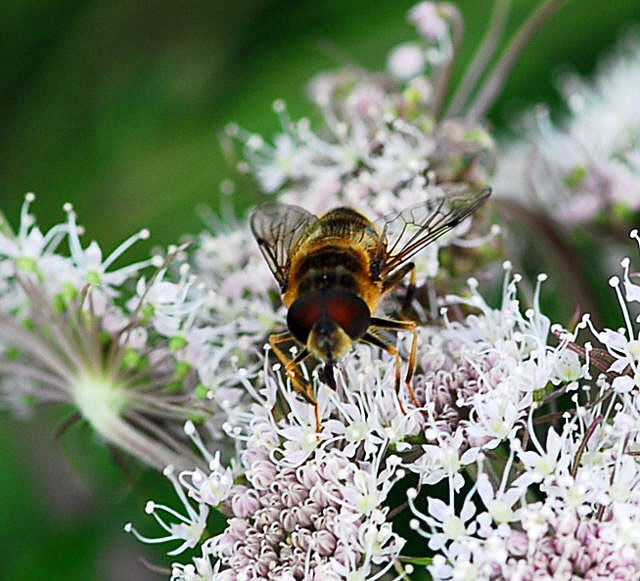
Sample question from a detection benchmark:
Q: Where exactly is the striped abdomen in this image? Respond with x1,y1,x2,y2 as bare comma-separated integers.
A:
284,207,383,308
293,244,366,296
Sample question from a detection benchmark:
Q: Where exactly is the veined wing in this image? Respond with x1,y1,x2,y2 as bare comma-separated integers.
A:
378,185,491,276
250,202,318,291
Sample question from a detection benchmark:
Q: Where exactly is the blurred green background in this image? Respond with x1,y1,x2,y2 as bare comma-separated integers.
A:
1,1,639,579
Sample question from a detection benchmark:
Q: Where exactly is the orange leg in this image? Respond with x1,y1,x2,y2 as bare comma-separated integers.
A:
268,332,321,431
382,262,417,319
366,317,420,409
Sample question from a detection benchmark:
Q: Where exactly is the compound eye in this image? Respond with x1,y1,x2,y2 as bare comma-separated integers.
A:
287,295,322,344
287,290,371,344
324,291,370,340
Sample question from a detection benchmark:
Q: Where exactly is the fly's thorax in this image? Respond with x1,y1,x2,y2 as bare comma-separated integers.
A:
291,207,382,262
286,289,371,362
304,207,381,242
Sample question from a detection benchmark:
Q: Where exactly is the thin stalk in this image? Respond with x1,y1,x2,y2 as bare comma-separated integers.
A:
433,4,465,120
388,481,423,520
80,287,105,375
466,0,569,121
533,411,567,425
54,411,83,440
0,315,75,383
571,414,602,479
447,0,511,117
0,360,67,389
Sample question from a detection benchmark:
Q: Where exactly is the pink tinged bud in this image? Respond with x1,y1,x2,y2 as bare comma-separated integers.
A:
309,486,332,508
309,483,330,508
313,506,338,531
227,517,249,540
241,541,259,559
332,541,359,567
264,522,285,545
209,533,235,558
260,489,283,508
313,530,337,556
281,508,299,532
300,500,321,524
282,482,308,507
296,464,320,488
268,480,284,495
388,43,426,81
290,548,307,571
279,467,298,482
290,527,312,550
254,506,281,526
505,530,528,556
294,505,314,527
249,459,277,489
229,544,256,567
242,448,268,465
329,518,359,540
258,548,278,569
409,1,448,41
231,487,261,518
253,558,270,576
322,481,343,500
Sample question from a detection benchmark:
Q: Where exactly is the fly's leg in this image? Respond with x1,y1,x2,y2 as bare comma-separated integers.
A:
402,264,417,318
382,262,417,319
367,317,420,409
269,331,313,399
268,332,321,431
362,331,406,413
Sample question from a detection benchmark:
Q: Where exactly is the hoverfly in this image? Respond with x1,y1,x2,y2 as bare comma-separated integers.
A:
250,187,490,429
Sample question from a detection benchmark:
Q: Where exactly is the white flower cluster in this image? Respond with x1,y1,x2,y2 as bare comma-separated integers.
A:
125,256,614,579
182,224,282,436
410,231,640,580
10,0,500,457
129,230,640,578
0,195,279,469
494,34,640,226
0,194,206,470
409,266,578,477
130,380,414,580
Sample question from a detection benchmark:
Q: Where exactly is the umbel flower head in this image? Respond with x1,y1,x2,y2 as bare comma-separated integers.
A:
209,422,406,579
494,33,640,227
126,253,603,580
226,8,497,210
0,195,205,470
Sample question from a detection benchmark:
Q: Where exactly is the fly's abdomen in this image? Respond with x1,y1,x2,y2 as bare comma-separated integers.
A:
294,245,365,296
283,207,384,307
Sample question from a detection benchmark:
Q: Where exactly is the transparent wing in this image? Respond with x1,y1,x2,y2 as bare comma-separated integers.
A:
250,202,318,291
378,185,491,276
